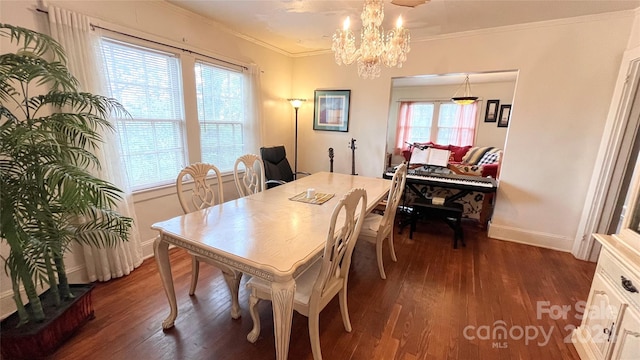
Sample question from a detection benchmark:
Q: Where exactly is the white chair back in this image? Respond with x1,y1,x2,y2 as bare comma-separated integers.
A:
379,163,407,236
234,154,266,197
176,162,224,214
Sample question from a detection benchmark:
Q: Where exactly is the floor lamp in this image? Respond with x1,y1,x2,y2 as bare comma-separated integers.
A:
287,98,306,179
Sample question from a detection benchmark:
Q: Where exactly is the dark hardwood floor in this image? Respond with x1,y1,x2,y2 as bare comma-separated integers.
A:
51,219,596,360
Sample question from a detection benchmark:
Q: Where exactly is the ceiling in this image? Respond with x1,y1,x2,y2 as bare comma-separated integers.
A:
166,0,640,56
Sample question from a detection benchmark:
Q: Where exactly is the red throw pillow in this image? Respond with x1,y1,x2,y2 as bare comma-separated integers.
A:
449,145,472,162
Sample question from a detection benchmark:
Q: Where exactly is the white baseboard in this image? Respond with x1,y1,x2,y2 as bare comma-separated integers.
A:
488,223,574,252
141,236,157,260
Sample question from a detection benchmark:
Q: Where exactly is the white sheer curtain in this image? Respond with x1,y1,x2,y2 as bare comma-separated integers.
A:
448,103,478,146
244,63,265,153
48,6,143,282
394,101,414,154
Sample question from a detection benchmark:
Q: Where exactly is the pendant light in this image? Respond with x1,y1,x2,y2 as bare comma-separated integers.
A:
451,75,478,105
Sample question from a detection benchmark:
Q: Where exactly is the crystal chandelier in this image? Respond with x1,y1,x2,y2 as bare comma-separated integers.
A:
332,0,410,79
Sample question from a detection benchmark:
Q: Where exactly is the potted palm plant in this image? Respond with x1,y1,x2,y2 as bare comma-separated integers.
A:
0,23,132,358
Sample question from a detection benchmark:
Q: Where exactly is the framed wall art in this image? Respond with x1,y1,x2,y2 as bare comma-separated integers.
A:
313,90,350,132
498,104,512,127
484,99,500,122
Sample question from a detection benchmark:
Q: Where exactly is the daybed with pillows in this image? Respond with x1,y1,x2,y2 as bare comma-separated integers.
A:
402,142,502,225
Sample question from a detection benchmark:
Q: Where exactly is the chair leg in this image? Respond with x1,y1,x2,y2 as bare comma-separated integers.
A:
338,287,352,332
308,311,323,360
247,292,261,343
375,238,387,280
452,214,465,249
451,217,458,249
457,216,466,247
189,256,199,296
221,269,242,319
388,232,397,262
409,209,418,240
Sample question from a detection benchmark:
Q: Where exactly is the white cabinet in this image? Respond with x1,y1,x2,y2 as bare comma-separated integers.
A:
573,233,640,360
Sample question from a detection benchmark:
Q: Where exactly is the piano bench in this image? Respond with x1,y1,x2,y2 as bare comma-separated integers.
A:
409,200,465,249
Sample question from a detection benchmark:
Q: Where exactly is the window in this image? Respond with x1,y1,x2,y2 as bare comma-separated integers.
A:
101,39,185,190
395,101,478,152
406,103,434,143
195,61,244,171
435,103,460,144
101,38,253,191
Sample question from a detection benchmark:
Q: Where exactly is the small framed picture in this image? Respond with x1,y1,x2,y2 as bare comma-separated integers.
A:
313,90,350,132
498,104,512,127
484,99,500,122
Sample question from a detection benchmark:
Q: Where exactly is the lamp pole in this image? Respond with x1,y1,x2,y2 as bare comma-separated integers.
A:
287,98,306,179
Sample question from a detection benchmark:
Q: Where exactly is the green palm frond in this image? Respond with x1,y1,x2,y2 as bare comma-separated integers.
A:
0,53,77,92
0,80,19,102
46,164,124,209
73,207,132,248
32,113,107,152
31,91,129,119
0,23,66,62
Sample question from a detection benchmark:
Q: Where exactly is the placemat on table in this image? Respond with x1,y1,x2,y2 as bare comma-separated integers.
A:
289,192,335,205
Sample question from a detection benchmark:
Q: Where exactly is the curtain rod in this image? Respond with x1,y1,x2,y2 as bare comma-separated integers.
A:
35,8,248,70
396,97,484,102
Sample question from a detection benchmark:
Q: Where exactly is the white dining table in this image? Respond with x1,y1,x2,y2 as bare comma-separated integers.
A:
151,171,391,360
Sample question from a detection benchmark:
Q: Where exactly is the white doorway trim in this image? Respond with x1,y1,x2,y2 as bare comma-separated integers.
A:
573,46,640,260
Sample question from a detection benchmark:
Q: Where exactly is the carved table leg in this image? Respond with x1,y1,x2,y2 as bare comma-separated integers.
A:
154,236,177,329
246,290,261,343
271,279,296,360
221,269,242,319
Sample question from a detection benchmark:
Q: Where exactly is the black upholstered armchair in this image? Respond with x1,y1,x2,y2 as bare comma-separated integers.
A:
260,145,310,188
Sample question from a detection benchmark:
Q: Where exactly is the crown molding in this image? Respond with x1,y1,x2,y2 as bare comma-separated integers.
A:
156,0,292,57
410,9,638,45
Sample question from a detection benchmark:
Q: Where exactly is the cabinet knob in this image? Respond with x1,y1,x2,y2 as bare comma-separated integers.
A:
621,276,638,293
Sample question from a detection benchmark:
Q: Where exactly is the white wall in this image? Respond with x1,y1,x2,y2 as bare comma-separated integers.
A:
291,11,637,252
386,80,516,165
0,0,295,318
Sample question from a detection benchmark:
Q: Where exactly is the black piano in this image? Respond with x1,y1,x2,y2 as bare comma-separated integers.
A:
384,166,498,227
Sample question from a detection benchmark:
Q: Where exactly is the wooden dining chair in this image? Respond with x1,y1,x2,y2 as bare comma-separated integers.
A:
358,162,407,279
176,162,243,319
233,154,266,197
245,188,368,360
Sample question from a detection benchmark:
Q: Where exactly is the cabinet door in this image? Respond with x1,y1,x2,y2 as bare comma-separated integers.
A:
609,309,640,360
578,274,625,359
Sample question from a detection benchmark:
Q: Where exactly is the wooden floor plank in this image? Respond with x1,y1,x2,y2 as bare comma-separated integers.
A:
49,219,596,360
